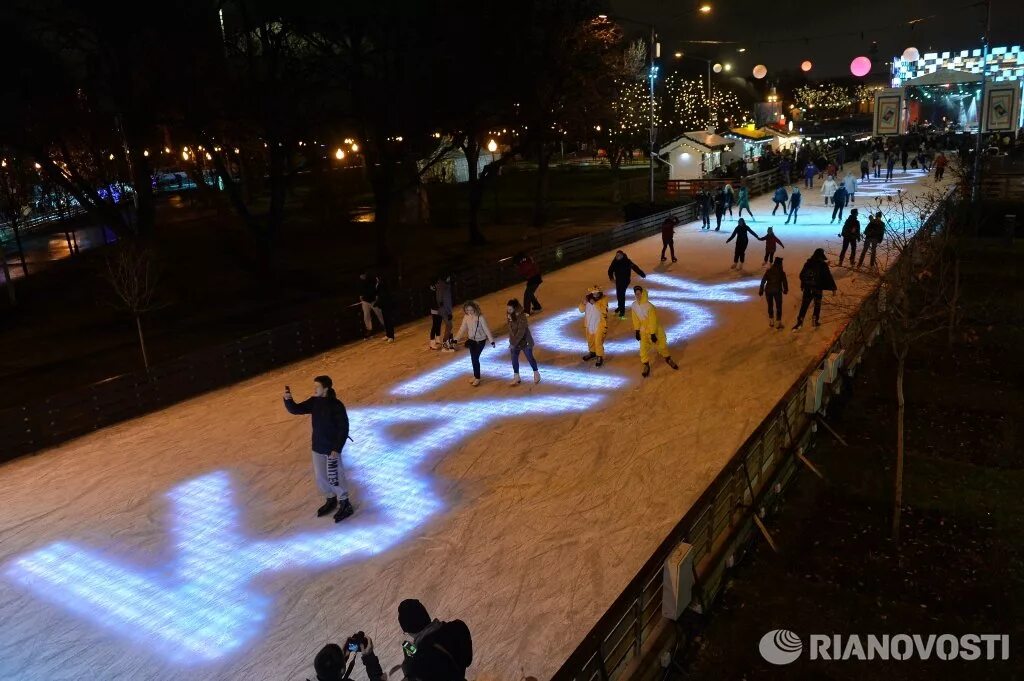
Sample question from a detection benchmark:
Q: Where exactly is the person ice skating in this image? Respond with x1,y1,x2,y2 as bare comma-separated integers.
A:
714,187,726,231
822,175,837,206
723,182,735,215
792,248,837,330
357,272,386,339
759,257,789,328
934,151,948,181
842,171,858,204
428,273,454,351
514,253,543,315
455,300,495,386
885,152,896,181
726,218,760,269
838,208,861,266
830,182,848,223
578,285,609,367
860,157,870,181
804,161,816,188
771,183,789,216
872,149,882,178
506,299,540,385
785,185,801,224
858,211,885,268
283,376,354,523
660,215,679,262
630,285,679,377
698,188,712,230
607,250,646,318
762,226,785,264
901,147,909,173
736,182,753,219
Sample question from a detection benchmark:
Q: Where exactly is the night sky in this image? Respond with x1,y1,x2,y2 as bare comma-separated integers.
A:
609,0,1022,80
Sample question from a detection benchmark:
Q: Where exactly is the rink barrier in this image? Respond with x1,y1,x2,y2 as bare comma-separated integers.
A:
549,190,954,681
0,161,812,461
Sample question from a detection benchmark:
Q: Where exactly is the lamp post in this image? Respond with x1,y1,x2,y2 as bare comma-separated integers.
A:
487,139,501,223
971,0,991,203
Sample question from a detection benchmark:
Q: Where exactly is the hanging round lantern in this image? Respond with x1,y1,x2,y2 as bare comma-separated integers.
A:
901,46,920,62
800,60,813,72
713,63,723,73
850,56,872,77
752,64,768,79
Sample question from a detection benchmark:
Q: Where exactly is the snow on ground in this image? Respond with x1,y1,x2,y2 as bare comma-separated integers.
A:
0,168,943,681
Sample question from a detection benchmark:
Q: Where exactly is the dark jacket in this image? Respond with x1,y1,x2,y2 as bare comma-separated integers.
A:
773,187,788,203
507,313,534,348
864,217,885,242
726,223,759,246
841,215,861,240
284,395,350,454
798,257,837,293
760,265,789,295
358,277,377,303
832,186,848,207
608,254,646,283
373,277,391,306
789,190,802,209
661,217,678,241
403,620,473,681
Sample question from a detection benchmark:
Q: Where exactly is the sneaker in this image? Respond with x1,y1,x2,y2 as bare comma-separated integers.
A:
660,256,667,262
812,318,821,327
595,356,604,367
672,257,678,263
665,357,679,370
509,374,521,386
333,499,354,523
429,340,441,350
776,320,784,330
641,362,651,378
316,496,338,517
618,313,626,320
769,319,775,328
470,378,481,387
385,336,395,343
533,370,541,384
792,322,803,332
581,352,597,361
441,345,455,353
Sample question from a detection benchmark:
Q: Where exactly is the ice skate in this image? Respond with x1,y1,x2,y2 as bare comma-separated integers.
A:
581,352,597,361
316,496,338,517
533,370,541,384
769,318,775,328
333,498,354,523
812,317,821,328
595,356,604,367
385,336,395,343
671,257,678,263
665,357,679,370
509,374,521,386
660,256,667,262
776,319,784,330
470,378,481,387
792,321,803,331
641,362,651,378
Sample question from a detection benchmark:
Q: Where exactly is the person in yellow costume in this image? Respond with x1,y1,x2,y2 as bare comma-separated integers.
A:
630,285,679,377
578,285,609,367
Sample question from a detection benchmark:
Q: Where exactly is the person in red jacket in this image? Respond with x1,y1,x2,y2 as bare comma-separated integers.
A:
762,226,785,265
514,253,543,315
660,215,679,262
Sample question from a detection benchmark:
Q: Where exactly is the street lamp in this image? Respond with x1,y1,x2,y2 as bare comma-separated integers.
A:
335,148,345,160
698,4,712,13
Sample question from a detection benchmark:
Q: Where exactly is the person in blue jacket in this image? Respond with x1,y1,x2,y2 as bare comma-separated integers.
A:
771,183,789,216
284,375,354,522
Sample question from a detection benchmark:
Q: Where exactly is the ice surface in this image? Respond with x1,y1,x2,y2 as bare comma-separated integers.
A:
0,168,940,681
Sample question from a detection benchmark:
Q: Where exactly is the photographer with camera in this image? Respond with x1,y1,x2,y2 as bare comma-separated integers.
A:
397,599,473,681
309,632,385,681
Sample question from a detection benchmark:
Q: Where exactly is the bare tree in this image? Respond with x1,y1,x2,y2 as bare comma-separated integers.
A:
103,241,161,370
830,183,961,545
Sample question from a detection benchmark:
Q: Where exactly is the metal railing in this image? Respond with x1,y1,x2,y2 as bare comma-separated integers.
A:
549,190,955,681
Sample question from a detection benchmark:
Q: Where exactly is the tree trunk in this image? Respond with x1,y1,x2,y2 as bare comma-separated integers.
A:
135,314,150,370
892,347,907,543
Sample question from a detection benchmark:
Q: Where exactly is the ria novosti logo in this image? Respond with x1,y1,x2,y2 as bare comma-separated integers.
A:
759,630,1011,665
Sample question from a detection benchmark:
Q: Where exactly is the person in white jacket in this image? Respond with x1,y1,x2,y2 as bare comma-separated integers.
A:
821,176,837,206
455,300,495,386
842,172,858,204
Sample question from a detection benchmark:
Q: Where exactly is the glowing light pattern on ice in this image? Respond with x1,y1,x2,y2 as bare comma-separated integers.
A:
4,274,752,664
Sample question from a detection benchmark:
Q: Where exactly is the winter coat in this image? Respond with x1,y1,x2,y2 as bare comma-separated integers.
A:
763,232,785,253
805,163,817,179
841,215,861,240
578,288,609,336
832,185,848,207
934,154,948,169
516,257,542,282
822,178,837,197
864,217,885,242
726,223,759,246
737,186,750,207
798,257,837,293
759,265,789,295
373,277,392,307
431,278,453,316
608,254,646,283
661,218,677,241
507,312,534,349
773,187,789,203
789,190,802,209
860,160,869,174
630,287,663,335
842,175,857,194
284,395,350,454
714,190,726,215
456,313,494,343
358,277,377,303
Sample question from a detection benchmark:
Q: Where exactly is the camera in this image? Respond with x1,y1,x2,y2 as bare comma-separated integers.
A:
345,631,368,653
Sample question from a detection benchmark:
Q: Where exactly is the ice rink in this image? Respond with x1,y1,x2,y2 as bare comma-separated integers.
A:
0,168,941,681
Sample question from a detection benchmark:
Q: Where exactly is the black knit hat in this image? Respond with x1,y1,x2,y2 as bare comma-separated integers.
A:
399,598,432,634
314,644,347,681
314,375,333,390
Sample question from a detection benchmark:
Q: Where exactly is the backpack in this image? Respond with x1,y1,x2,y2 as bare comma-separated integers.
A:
799,262,818,289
